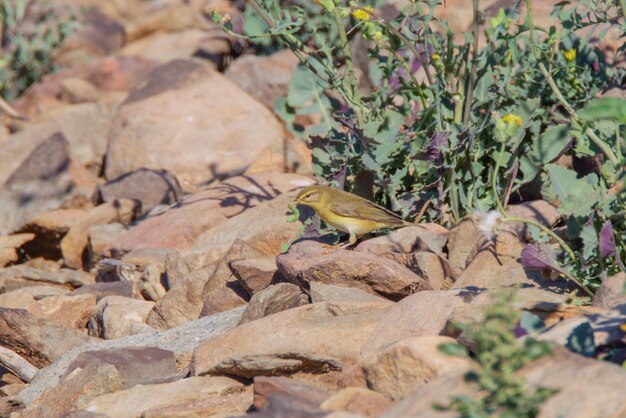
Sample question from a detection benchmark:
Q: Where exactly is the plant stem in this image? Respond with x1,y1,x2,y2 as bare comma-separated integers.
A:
463,0,480,127
333,8,365,128
492,141,507,215
524,0,619,167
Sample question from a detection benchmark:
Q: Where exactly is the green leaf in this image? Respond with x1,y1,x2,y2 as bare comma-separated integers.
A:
546,164,600,217
531,125,571,164
579,222,598,260
579,98,626,123
438,342,468,357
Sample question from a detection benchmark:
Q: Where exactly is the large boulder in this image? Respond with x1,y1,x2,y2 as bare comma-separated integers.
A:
104,59,289,189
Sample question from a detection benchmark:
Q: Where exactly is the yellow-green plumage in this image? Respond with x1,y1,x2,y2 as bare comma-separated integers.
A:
292,185,411,248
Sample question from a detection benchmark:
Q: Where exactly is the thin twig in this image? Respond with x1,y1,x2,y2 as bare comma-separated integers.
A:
0,346,38,382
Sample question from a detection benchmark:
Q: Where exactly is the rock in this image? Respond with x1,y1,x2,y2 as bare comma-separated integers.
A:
37,294,96,329
0,233,34,266
104,59,286,189
121,28,230,66
13,56,157,117
19,307,244,406
320,387,392,418
277,240,431,301
362,336,472,400
59,77,102,104
309,282,390,304
356,225,449,255
60,199,140,269
239,283,309,324
70,280,138,301
226,49,300,109
191,301,390,379
0,383,27,396
0,396,24,416
16,208,87,261
593,273,626,309
253,376,330,410
360,289,482,359
0,308,94,368
66,347,179,390
445,217,484,272
505,200,561,240
88,296,155,339
0,289,43,316
140,386,252,418
108,173,314,253
199,240,277,319
74,376,246,418
386,251,450,290
230,256,280,296
93,168,183,215
0,265,94,292
86,223,128,267
11,285,70,299
0,133,96,235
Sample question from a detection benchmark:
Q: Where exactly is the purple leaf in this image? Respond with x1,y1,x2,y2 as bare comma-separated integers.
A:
599,221,617,258
520,244,571,278
426,132,449,164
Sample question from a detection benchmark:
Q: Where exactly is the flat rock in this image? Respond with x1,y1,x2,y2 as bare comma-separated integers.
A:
356,225,449,255
309,282,390,304
320,387,392,418
239,283,309,324
0,308,95,368
70,280,138,301
360,289,482,359
230,256,280,296
277,240,431,301
37,294,96,329
0,233,34,266
253,376,331,410
362,336,472,400
191,301,391,379
0,265,94,292
86,223,128,267
93,168,183,215
104,59,286,189
88,296,155,339
140,386,252,418
19,307,244,406
75,376,246,418
108,173,314,253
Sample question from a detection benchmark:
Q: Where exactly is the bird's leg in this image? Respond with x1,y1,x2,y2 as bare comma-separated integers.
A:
322,233,358,254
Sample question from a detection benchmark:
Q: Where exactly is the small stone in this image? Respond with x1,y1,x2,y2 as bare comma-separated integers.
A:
239,283,309,324
230,256,279,296
88,296,155,339
37,294,96,329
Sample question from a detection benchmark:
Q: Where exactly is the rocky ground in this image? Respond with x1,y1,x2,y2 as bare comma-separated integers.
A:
0,0,625,417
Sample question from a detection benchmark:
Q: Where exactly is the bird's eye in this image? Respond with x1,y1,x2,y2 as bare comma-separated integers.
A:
304,193,312,199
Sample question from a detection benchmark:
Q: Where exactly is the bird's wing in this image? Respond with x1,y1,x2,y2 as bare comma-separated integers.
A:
330,197,408,226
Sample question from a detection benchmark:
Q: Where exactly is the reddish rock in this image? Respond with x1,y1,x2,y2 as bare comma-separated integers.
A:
239,283,309,324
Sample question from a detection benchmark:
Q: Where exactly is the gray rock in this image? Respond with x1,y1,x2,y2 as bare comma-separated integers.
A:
593,273,626,309
19,306,244,406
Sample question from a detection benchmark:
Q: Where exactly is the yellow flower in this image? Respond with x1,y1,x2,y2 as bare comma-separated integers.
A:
353,6,373,21
432,54,441,60
563,48,576,62
620,323,626,332
502,113,522,127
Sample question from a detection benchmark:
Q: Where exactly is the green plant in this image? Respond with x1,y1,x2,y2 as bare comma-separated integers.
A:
215,0,626,291
0,0,75,101
438,290,557,418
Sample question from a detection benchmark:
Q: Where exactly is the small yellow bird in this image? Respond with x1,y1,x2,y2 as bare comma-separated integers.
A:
291,185,412,249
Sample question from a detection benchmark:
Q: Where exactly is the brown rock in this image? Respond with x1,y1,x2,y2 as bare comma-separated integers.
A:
593,273,626,309
61,199,140,269
141,386,252,418
360,289,481,359
387,251,450,290
320,387,392,418
11,285,70,299
362,336,472,400
226,49,300,109
0,396,24,416
0,308,94,368
191,301,390,379
0,290,43,316
445,217,484,272
104,59,286,189
0,133,96,235
37,294,96,329
86,223,128,268
74,376,245,418
230,256,280,296
254,376,331,410
93,168,183,216
0,265,94,292
16,208,87,261
59,77,102,104
199,240,277,319
0,233,34,266
505,200,561,240
239,283,309,324
309,282,390,304
70,280,138,301
88,296,155,339
108,173,314,253
356,225,449,255
277,240,431,301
